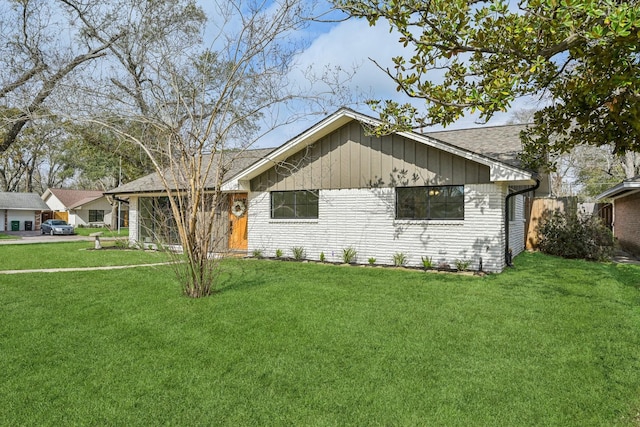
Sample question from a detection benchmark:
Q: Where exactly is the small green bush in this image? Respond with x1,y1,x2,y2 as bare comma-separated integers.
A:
252,249,263,259
421,256,433,270
455,259,471,271
342,247,357,264
368,257,376,265
275,249,283,258
393,252,407,267
319,252,326,262
537,211,614,261
291,247,306,260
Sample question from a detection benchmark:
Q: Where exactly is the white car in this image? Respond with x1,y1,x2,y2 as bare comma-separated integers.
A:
41,219,75,235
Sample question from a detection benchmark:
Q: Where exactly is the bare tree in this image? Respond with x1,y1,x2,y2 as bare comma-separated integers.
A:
507,108,640,198
0,0,122,154
0,115,74,192
79,0,350,297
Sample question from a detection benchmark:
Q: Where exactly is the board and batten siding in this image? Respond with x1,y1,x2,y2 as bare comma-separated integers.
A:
247,183,509,272
250,121,491,192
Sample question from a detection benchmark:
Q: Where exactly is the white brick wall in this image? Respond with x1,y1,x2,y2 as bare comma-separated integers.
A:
128,196,139,243
508,194,526,257
248,183,509,272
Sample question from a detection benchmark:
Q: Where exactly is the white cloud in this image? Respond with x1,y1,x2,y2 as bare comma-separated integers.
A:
294,18,406,99
196,2,546,147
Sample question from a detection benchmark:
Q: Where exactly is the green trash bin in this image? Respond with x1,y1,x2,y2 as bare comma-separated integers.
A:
11,220,20,231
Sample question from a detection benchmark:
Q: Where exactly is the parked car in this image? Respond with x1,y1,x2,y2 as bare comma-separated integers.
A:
41,219,75,235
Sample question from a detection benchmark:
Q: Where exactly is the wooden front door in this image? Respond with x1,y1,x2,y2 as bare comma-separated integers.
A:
228,193,248,251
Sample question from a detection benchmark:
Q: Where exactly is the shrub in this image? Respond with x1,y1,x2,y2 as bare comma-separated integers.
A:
319,252,326,262
393,252,407,267
275,249,283,258
537,211,614,261
368,257,376,265
421,256,433,270
115,239,129,249
455,259,471,271
342,247,357,264
438,262,452,270
252,249,263,259
291,247,306,260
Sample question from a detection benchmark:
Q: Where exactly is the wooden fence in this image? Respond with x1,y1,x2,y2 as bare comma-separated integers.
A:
524,198,613,250
525,197,576,250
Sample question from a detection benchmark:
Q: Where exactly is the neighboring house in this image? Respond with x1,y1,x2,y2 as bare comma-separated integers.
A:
106,108,548,272
41,188,127,227
596,176,640,256
0,192,49,231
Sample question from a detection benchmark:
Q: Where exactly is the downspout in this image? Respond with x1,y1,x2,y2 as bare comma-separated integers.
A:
505,178,540,267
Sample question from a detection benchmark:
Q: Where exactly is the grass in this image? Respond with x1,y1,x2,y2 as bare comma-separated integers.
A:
0,241,164,271
1,248,639,425
73,227,129,237
0,233,19,240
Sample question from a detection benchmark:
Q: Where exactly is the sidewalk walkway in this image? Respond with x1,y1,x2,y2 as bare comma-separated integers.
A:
0,230,117,245
612,249,640,266
0,262,174,275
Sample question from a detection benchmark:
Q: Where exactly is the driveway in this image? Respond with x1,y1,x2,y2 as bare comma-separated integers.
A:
0,230,98,245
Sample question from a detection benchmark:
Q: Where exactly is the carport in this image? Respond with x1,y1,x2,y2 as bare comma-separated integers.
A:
0,192,49,232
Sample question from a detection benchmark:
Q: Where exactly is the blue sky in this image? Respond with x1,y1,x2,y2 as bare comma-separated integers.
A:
197,0,541,148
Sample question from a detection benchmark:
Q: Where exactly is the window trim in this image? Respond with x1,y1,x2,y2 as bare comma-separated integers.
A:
508,195,517,221
89,209,105,223
270,190,319,219
395,185,465,220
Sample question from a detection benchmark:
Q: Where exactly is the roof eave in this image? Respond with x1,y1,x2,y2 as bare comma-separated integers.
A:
596,182,640,200
399,131,535,183
228,108,535,189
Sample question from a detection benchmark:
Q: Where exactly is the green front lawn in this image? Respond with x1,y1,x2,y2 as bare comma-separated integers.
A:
73,226,129,237
1,249,639,425
0,241,163,270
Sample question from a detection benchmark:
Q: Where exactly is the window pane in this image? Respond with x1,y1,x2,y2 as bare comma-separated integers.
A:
428,202,448,219
397,187,427,219
271,190,319,219
396,185,464,220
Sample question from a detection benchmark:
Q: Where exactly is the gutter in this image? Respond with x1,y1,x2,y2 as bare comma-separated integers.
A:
112,196,130,205
505,178,540,267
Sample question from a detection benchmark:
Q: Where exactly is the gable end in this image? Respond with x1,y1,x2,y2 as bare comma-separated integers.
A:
250,121,491,192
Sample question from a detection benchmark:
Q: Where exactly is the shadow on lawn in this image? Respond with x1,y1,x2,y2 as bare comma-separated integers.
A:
216,264,270,294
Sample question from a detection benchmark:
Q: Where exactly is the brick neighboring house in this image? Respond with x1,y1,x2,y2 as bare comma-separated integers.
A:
596,176,640,256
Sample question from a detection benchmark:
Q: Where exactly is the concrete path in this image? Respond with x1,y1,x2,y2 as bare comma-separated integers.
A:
0,230,113,245
612,249,640,266
0,262,175,275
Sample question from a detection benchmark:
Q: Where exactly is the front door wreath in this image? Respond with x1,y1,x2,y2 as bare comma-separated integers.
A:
231,199,246,217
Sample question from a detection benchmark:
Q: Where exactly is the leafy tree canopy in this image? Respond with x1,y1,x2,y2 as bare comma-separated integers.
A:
333,0,640,169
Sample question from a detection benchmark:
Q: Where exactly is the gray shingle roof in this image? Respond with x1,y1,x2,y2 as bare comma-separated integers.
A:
423,124,529,168
105,148,275,195
106,113,531,195
0,192,49,210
